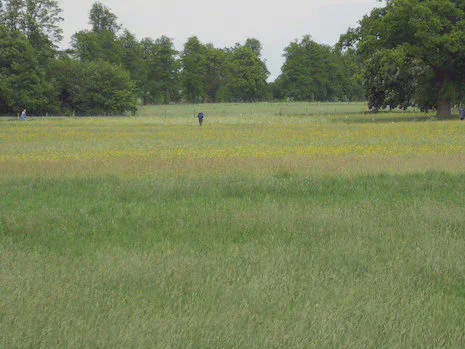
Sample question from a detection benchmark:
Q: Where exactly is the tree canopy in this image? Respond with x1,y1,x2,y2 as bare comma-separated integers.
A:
275,35,364,102
6,0,441,116
340,0,465,117
0,25,55,113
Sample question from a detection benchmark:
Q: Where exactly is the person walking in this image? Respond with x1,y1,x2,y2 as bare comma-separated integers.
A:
20,109,26,121
197,112,204,126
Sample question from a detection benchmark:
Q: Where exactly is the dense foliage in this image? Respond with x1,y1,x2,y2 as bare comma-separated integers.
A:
11,0,465,115
340,0,465,117
274,36,364,102
0,0,368,115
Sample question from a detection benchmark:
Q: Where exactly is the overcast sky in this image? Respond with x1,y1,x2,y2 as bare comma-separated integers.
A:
57,0,380,80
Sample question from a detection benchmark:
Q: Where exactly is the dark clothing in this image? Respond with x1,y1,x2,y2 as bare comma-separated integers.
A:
198,112,204,126
460,108,464,120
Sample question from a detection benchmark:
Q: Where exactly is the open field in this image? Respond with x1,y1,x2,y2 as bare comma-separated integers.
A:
2,106,465,348
135,101,430,118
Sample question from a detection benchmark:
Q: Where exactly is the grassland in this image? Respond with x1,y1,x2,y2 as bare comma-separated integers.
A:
135,101,430,118
1,106,465,348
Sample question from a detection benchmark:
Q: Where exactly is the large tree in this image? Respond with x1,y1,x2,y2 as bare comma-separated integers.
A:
0,0,23,30
88,1,120,33
278,35,346,101
0,25,55,114
204,44,226,102
180,36,207,103
340,0,465,117
72,29,123,64
219,40,269,102
0,0,63,63
119,30,147,99
49,59,137,115
71,2,122,64
141,36,180,104
22,0,63,45
0,0,63,43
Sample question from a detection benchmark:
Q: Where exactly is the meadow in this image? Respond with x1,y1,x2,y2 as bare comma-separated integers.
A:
1,105,465,348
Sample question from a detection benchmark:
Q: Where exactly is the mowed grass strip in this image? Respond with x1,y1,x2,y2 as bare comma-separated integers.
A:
1,172,465,348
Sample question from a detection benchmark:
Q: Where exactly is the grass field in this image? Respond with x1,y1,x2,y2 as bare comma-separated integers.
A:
2,105,465,348
135,101,429,118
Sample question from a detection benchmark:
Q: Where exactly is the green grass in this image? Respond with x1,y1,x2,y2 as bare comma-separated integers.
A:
135,101,447,119
1,105,465,348
136,101,371,118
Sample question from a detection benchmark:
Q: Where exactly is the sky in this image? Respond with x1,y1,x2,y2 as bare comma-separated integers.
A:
57,0,380,81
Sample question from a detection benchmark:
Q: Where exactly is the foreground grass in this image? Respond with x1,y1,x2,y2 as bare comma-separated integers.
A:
2,114,465,347
2,173,465,348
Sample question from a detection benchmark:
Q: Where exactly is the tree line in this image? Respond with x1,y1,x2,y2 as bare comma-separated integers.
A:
0,0,364,115
2,0,464,117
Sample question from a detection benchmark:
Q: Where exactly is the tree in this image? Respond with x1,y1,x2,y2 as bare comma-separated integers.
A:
141,36,180,104
71,2,122,64
204,44,226,102
340,0,465,117
50,60,137,115
22,0,63,44
180,36,207,103
72,29,123,64
89,1,120,34
0,0,63,63
223,44,269,102
339,48,365,101
278,35,346,101
47,56,79,113
244,37,263,57
0,25,56,114
268,78,285,101
119,30,147,99
1,0,23,31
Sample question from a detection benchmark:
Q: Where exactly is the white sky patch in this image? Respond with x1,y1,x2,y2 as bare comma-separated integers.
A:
57,0,379,80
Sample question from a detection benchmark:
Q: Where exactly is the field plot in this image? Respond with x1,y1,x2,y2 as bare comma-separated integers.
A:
1,108,465,348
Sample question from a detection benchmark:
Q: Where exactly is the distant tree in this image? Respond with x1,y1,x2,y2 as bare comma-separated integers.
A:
0,0,63,63
71,2,122,64
119,30,147,98
47,56,79,112
0,25,56,114
339,48,365,101
223,44,269,102
89,1,120,34
244,37,263,57
51,60,137,115
340,0,465,117
278,35,348,101
141,36,180,104
204,44,227,102
268,77,285,101
22,0,63,44
180,36,207,103
0,0,23,31
71,30,123,64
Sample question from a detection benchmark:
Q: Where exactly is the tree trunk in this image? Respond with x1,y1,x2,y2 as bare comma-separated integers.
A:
434,66,451,118
437,98,451,118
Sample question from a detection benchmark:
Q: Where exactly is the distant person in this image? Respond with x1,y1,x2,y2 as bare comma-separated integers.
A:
460,107,464,121
197,112,204,126
20,109,26,121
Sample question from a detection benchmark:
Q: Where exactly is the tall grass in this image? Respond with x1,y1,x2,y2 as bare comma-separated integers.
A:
1,110,465,347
